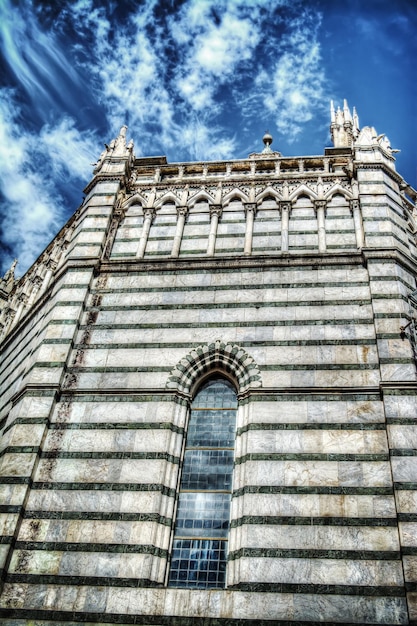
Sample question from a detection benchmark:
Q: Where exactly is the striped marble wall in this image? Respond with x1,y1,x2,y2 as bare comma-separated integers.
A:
0,146,416,624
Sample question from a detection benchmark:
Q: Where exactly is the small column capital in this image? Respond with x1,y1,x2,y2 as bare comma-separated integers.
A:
349,199,360,213
279,200,292,213
46,259,58,272
17,293,28,306
244,203,257,216
314,199,327,213
31,276,43,289
176,205,189,219
209,204,223,219
143,208,156,223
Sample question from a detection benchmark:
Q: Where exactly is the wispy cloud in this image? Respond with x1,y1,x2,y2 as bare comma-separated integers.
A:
0,90,98,274
0,0,84,122
0,0,331,272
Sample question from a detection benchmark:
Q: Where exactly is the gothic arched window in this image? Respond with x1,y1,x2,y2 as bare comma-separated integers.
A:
169,377,237,588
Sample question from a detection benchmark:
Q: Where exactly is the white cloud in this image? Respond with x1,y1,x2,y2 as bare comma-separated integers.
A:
254,11,327,142
0,0,332,272
0,90,98,274
65,0,327,155
0,0,82,115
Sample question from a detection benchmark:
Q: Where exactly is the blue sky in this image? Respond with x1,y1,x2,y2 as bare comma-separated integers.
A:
0,0,416,275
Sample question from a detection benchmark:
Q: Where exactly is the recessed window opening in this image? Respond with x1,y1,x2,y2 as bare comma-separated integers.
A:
169,377,237,589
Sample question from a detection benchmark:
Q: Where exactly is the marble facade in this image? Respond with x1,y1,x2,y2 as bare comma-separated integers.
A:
1,104,417,624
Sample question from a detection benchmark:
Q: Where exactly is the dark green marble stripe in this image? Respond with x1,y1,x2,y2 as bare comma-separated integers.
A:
262,364,379,371
245,392,381,401
398,513,417,522
0,536,13,544
100,261,364,277
54,300,85,306
3,418,49,435
2,575,405,600
52,365,173,373
32,482,176,496
49,422,183,433
227,582,405,597
233,485,393,497
40,451,180,463
0,505,21,514
14,541,167,558
4,573,161,588
0,446,40,458
230,516,397,527
380,358,415,365
390,449,417,456
71,242,102,248
25,511,171,523
394,483,417,490
74,338,377,349
236,423,385,435
369,275,415,289
77,318,375,329
84,298,371,311
375,312,408,319
0,476,32,484
59,393,176,402
1,607,401,626
66,363,379,374
384,388,417,396
228,547,400,561
91,280,369,294
370,295,409,305
234,453,388,463
74,228,107,233
41,338,73,345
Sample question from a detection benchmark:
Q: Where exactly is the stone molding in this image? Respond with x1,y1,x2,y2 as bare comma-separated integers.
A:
166,340,262,397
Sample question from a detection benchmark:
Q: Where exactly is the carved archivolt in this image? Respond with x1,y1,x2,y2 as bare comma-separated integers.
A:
166,340,262,397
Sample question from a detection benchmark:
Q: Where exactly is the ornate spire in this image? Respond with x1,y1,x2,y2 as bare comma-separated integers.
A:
93,126,134,174
330,99,360,148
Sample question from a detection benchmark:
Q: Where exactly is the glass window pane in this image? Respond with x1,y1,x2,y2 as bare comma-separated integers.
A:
191,379,237,409
181,449,234,490
169,378,237,589
188,409,236,447
169,539,227,589
175,492,231,538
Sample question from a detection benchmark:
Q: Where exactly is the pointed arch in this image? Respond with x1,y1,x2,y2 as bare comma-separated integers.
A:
188,190,214,208
324,184,353,201
289,184,318,203
154,191,179,209
255,186,281,205
166,340,262,397
222,188,249,207
122,191,147,209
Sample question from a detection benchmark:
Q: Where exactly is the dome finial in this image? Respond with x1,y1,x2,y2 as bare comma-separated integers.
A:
262,130,273,153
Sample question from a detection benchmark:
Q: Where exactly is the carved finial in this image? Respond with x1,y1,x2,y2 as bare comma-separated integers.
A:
262,131,273,153
1,259,18,293
343,99,352,122
330,100,335,123
330,99,360,148
249,130,281,158
352,107,359,133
